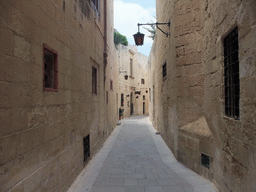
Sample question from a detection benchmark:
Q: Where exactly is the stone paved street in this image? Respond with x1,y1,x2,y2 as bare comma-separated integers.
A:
68,116,217,192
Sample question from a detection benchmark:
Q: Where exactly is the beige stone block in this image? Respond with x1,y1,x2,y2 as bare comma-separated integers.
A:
39,138,63,164
10,82,31,108
241,76,256,101
8,182,24,192
18,127,44,155
10,108,29,135
0,24,14,56
0,81,11,108
30,43,42,66
0,134,19,165
13,34,31,62
9,56,30,83
0,53,11,81
0,109,11,136
23,165,44,192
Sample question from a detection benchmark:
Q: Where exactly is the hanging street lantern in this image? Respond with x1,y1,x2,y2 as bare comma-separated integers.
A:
133,32,145,46
133,21,170,46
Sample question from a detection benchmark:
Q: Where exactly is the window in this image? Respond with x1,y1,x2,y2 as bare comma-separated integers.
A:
43,44,58,92
201,153,210,169
83,135,90,163
106,91,108,104
135,91,141,95
224,27,239,119
149,88,151,102
92,66,97,94
110,79,113,91
130,59,133,76
141,78,145,84
121,93,124,106
163,62,167,78
143,95,145,100
91,0,99,12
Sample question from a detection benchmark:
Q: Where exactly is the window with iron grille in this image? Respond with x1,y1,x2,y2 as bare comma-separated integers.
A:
163,62,167,78
110,79,113,91
92,66,97,94
83,135,90,163
43,44,58,92
121,93,124,106
224,27,239,119
141,78,145,84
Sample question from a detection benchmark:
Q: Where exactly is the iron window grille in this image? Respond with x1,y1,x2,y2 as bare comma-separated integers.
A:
163,62,167,78
106,91,108,104
121,93,124,106
92,66,97,94
83,135,90,163
43,44,58,92
224,27,239,119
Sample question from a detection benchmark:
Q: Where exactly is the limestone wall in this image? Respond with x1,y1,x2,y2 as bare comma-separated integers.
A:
0,0,117,191
149,0,256,191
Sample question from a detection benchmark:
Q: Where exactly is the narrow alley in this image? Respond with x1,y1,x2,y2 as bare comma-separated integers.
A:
68,116,217,192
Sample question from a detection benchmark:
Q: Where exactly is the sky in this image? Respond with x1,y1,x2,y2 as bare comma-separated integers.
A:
114,0,156,57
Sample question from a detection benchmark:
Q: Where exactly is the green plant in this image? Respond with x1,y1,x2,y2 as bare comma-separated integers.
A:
114,31,128,48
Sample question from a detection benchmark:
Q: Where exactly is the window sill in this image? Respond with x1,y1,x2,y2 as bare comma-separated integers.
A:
43,87,58,92
222,115,239,121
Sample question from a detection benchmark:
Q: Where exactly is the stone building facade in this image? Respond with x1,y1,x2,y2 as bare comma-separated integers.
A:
0,0,118,191
117,43,149,118
148,0,256,191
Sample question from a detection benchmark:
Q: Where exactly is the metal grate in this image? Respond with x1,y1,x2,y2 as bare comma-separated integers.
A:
224,27,239,119
201,153,210,168
162,62,167,78
83,135,90,163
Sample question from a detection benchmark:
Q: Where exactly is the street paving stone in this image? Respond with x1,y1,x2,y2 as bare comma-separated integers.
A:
68,116,217,192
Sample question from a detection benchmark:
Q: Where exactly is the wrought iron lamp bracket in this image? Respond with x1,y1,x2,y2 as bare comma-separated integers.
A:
137,21,170,37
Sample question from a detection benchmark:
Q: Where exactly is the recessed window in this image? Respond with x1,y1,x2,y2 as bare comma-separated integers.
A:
135,91,141,95
121,93,124,106
91,0,99,12
110,79,113,91
224,27,239,119
143,95,145,100
83,135,90,163
141,78,145,84
149,88,151,102
106,91,108,104
201,153,210,169
43,44,58,92
163,62,167,78
92,66,97,94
